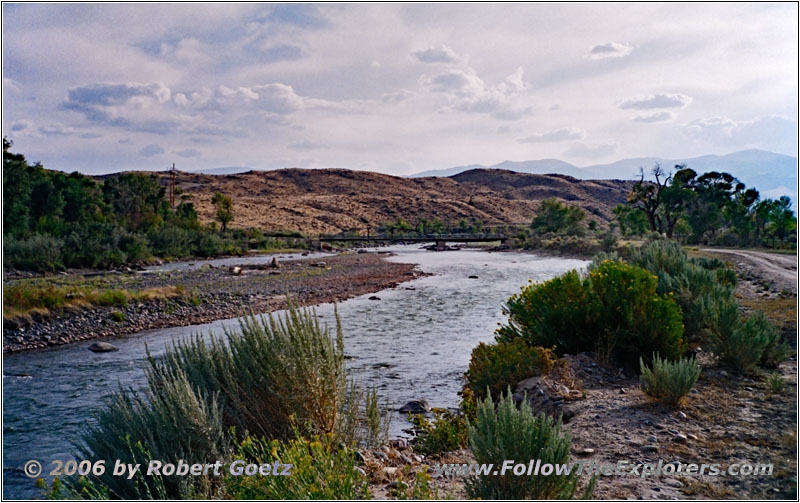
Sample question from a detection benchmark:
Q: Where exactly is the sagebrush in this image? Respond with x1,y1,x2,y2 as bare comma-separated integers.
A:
639,353,701,408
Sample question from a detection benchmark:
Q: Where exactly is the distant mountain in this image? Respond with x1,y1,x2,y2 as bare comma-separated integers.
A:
412,149,797,206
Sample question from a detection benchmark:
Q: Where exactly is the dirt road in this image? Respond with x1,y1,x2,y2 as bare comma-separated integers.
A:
701,248,797,295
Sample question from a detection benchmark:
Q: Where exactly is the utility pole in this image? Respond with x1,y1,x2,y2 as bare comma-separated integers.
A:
169,162,176,208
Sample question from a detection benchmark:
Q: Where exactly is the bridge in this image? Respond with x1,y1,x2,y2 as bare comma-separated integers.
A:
311,224,530,250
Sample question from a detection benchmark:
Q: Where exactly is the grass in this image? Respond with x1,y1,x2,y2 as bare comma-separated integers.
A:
3,281,184,320
740,297,797,330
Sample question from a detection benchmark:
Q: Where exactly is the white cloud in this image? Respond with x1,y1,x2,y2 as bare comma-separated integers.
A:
412,44,461,64
683,115,797,153
423,67,531,120
618,93,692,110
517,127,586,143
381,89,413,104
589,41,634,59
632,111,676,123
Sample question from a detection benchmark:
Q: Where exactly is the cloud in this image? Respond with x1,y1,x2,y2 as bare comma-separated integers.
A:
39,124,75,136
632,111,676,123
423,67,531,120
412,44,461,64
139,144,164,157
288,140,328,151
381,89,413,104
66,82,171,107
589,41,634,59
261,44,304,62
262,4,329,28
683,115,798,152
618,93,692,110
175,148,201,158
3,77,22,95
517,127,585,143
563,141,618,158
11,120,31,131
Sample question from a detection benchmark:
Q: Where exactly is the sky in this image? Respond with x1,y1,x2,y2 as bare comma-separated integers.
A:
2,3,798,175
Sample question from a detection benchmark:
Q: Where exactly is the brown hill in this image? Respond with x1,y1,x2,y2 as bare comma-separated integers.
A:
149,168,635,235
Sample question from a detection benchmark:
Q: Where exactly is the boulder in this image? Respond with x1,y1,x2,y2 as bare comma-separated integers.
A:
398,399,430,414
269,257,280,269
88,342,119,353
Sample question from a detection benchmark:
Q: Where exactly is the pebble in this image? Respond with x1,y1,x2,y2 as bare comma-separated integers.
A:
619,388,627,394
687,433,699,441
673,433,688,443
640,445,658,453
383,466,398,476
664,479,683,488
355,467,367,477
573,447,595,455
720,370,729,377
647,435,658,443
677,411,687,420
690,388,699,394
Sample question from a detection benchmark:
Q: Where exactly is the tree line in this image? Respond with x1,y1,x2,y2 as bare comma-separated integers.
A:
621,163,795,247
3,139,301,271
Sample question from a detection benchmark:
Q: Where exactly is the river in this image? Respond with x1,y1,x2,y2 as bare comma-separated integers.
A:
2,245,586,499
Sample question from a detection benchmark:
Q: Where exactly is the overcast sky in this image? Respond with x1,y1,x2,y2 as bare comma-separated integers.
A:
2,3,797,175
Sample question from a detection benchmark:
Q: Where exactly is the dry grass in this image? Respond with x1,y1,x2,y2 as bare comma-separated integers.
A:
740,297,797,329
3,283,184,321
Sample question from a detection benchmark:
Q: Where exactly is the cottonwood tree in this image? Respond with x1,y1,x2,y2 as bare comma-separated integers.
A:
211,192,233,233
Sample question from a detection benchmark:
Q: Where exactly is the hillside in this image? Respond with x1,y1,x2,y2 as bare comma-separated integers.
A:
150,168,635,235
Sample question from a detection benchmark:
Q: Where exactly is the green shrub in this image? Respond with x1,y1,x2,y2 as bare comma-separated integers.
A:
466,339,555,401
498,260,685,369
150,305,367,441
706,300,785,373
222,433,367,499
75,305,387,499
630,240,736,342
767,374,786,394
110,311,125,322
410,408,468,456
639,353,700,408
3,233,64,271
76,370,228,499
466,390,592,499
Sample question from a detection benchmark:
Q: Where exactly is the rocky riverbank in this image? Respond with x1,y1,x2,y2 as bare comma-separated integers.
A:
3,252,423,353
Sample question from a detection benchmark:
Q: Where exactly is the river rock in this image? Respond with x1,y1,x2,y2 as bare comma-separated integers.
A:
229,266,242,275
88,342,119,352
516,376,577,423
368,296,381,301
468,275,479,279
269,257,280,269
398,399,430,413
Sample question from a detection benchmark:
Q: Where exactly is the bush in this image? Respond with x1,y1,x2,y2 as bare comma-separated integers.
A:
639,353,700,408
630,240,736,342
148,225,193,258
498,260,685,369
465,339,555,401
3,233,64,271
410,408,468,456
149,305,362,441
706,302,786,373
75,305,387,499
465,390,591,499
222,433,367,499
76,370,228,499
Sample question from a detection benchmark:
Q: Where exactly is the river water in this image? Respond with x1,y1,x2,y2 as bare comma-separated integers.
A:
2,245,586,499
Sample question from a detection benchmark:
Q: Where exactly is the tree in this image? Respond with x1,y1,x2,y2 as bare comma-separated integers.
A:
211,192,233,233
530,199,586,235
628,164,671,233
768,196,795,241
658,166,696,239
612,204,648,236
